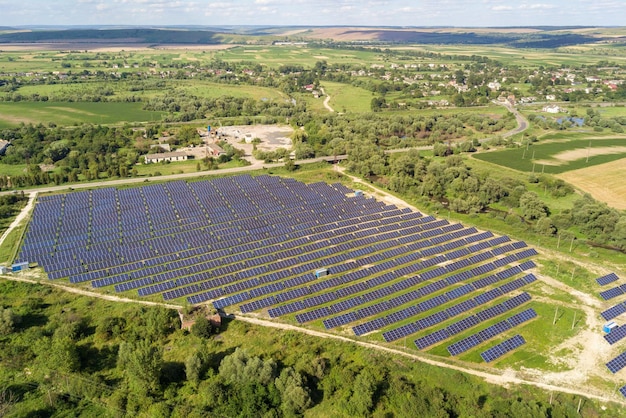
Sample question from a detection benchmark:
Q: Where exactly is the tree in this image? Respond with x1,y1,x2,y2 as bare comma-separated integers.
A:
117,340,163,396
275,367,312,416
347,369,378,417
0,308,19,335
219,348,277,386
535,217,557,236
185,352,203,387
191,316,213,339
519,192,548,220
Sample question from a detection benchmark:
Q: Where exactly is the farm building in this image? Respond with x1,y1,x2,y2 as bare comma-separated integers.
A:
144,151,188,164
206,144,226,157
542,105,564,114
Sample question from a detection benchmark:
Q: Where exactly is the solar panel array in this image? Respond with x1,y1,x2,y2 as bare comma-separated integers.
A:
378,271,535,344
480,335,526,362
19,174,540,354
606,351,626,374
597,273,620,286
447,308,537,356
620,385,626,399
413,292,533,349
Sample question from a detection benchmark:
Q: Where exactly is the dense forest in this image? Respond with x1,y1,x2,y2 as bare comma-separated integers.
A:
0,280,615,417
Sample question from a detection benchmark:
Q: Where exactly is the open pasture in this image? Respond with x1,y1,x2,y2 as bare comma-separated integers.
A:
0,101,165,128
321,81,373,113
473,136,626,174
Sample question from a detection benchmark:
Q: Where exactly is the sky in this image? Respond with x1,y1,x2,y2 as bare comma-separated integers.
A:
0,0,624,28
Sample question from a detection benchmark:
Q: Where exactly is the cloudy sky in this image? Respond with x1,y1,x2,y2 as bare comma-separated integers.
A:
1,0,624,27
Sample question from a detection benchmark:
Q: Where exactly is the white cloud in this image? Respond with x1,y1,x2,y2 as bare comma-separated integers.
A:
492,5,513,10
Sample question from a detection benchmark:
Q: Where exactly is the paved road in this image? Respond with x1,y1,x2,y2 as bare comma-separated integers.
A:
0,156,342,197
495,100,529,138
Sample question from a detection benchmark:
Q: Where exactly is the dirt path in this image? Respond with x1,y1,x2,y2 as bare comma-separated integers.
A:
1,273,180,310
0,192,36,248
1,272,622,405
320,88,334,113
235,315,624,404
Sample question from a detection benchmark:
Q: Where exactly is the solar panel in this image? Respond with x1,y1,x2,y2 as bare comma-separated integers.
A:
604,326,626,345
620,385,626,399
606,351,626,374
414,328,450,350
507,308,538,327
597,272,619,286
600,286,624,301
480,335,526,362
448,334,482,356
601,303,626,321
446,315,480,336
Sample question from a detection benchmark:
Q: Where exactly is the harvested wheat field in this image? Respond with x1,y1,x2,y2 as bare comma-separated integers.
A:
557,158,626,210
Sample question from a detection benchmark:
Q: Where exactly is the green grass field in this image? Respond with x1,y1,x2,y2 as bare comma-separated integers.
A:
473,137,626,174
321,81,373,113
216,45,381,68
0,102,165,128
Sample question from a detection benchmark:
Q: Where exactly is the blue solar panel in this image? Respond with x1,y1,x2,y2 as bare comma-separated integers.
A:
414,328,450,350
506,308,537,327
446,315,480,336
605,326,626,345
601,303,626,321
448,334,482,356
620,385,626,399
596,272,619,286
600,286,624,301
607,351,626,374
480,335,526,362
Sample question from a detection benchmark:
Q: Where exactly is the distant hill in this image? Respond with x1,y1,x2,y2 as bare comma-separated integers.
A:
0,26,612,48
0,28,222,44
315,28,601,48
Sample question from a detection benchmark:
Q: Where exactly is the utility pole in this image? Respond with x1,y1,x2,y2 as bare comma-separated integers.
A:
553,307,559,325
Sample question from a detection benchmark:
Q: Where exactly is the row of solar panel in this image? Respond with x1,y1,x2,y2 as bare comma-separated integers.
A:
24,195,419,277
245,228,493,317
602,302,626,322
356,262,536,339
605,326,626,345
600,284,626,301
447,308,537,356
29,202,409,277
480,334,526,362
607,351,626,374
400,287,534,347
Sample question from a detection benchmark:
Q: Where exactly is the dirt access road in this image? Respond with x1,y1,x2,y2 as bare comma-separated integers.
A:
0,192,36,248
1,271,622,407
